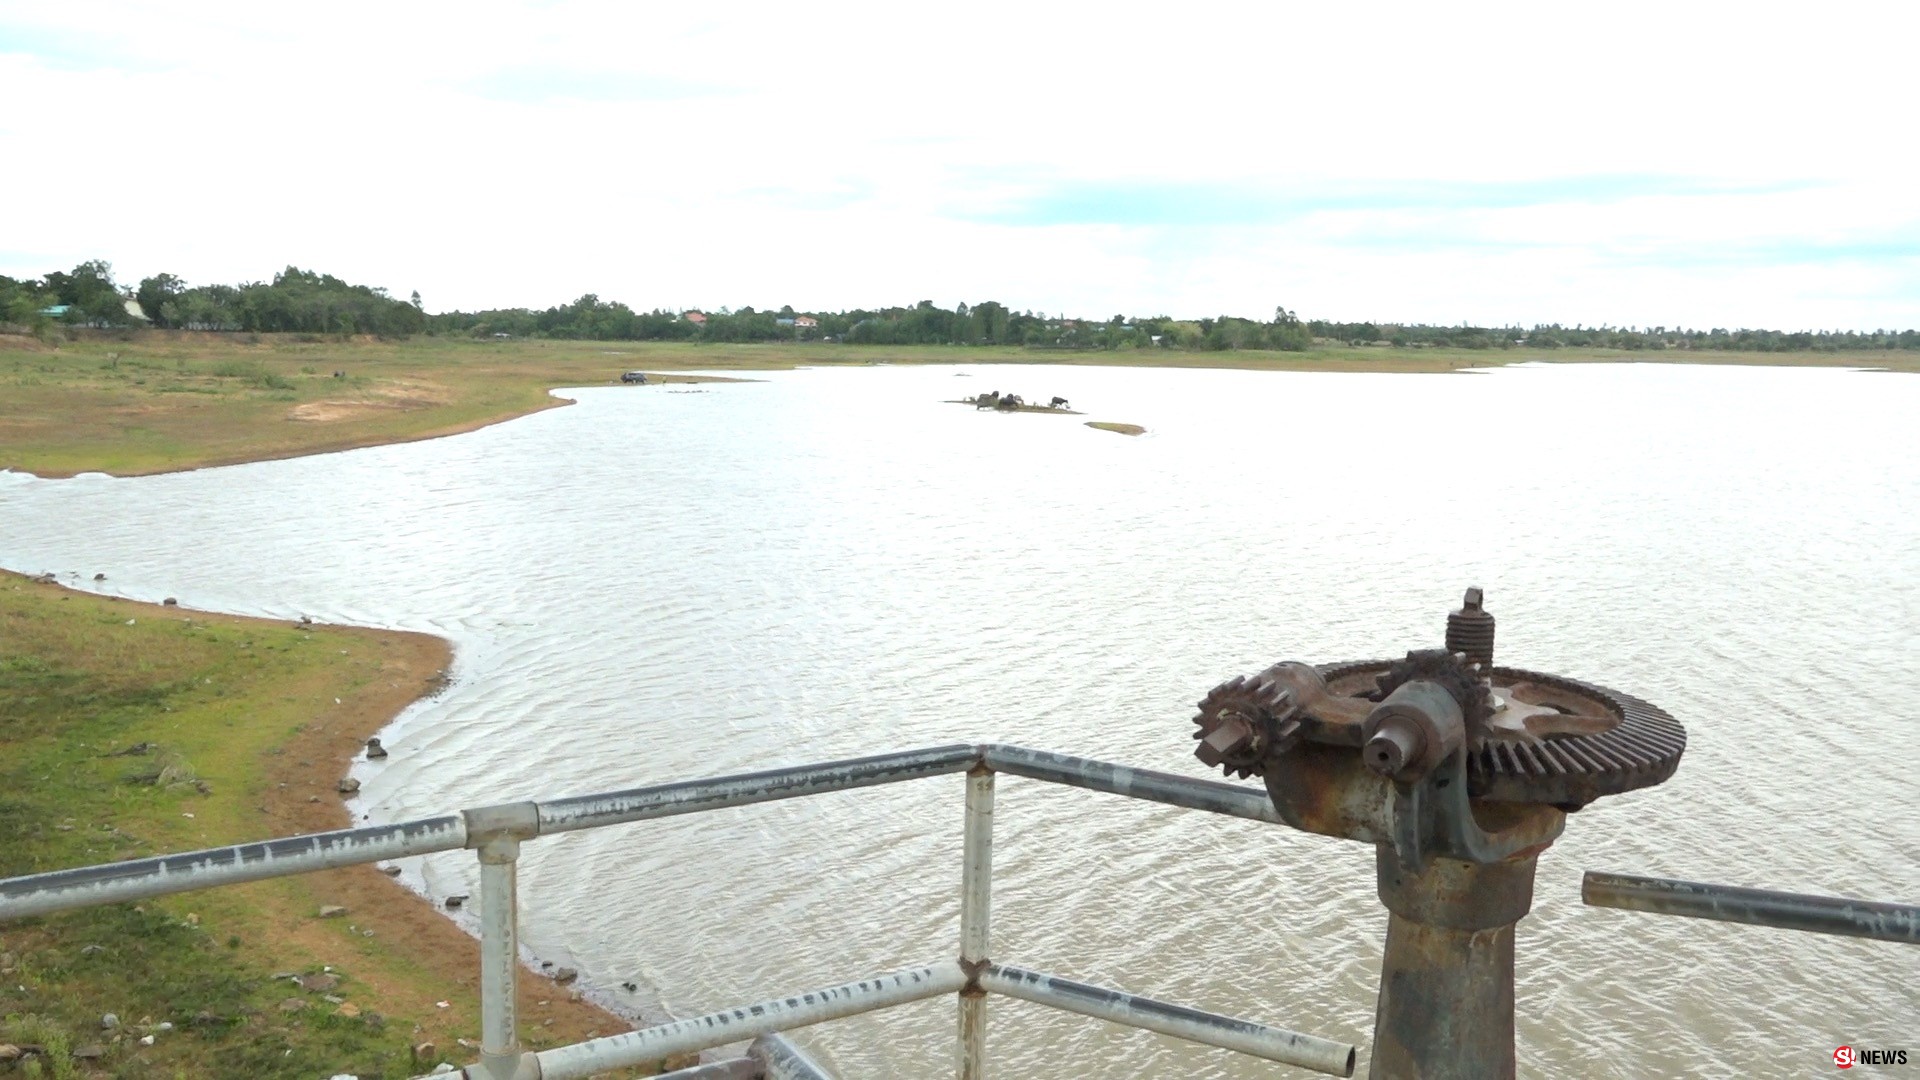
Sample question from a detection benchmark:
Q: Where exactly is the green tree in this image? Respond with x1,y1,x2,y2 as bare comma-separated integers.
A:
137,273,186,328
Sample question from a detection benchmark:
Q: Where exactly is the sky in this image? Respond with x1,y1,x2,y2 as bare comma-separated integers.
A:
3,0,1917,329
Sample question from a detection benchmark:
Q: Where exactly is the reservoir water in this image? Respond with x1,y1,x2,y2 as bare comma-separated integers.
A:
3,361,1916,1078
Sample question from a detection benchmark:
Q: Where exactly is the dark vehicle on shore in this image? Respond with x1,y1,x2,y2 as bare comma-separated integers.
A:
621,371,649,384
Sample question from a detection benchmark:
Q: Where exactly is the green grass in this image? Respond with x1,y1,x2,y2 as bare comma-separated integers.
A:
1,330,1912,479
0,576,653,1078
0,580,433,1078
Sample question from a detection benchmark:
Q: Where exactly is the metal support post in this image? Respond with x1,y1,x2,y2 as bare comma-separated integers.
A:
466,802,541,1080
1369,848,1539,1080
958,767,995,1080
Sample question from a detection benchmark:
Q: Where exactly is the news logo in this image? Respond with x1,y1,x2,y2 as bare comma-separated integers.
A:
1835,1045,1909,1068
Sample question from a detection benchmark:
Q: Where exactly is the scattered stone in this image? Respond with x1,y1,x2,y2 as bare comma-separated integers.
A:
0,1045,20,1062
182,912,199,925
378,864,402,877
336,777,361,794
279,998,307,1013
138,1034,155,1046
620,981,636,992
336,1001,361,1018
568,989,584,1002
456,1038,478,1050
444,895,467,910
297,973,340,992
317,905,348,919
322,994,344,1004
93,573,105,581
162,597,177,606
308,795,321,803
364,738,387,760
80,944,104,955
410,1041,436,1062
153,1022,173,1032
72,1044,105,1060
101,1013,119,1029
552,967,578,985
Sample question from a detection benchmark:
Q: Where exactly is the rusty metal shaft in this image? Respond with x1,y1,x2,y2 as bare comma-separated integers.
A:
1368,848,1539,1080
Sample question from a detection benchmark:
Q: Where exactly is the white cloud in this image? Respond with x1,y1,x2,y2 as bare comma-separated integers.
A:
2,0,1916,327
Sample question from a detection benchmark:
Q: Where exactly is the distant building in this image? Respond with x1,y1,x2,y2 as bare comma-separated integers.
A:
775,317,796,327
683,311,708,325
38,304,71,318
794,315,818,329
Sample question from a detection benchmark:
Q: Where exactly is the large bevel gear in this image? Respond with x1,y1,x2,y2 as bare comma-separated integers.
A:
1191,670,1302,779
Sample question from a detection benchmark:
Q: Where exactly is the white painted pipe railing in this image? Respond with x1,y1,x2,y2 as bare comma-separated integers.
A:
0,745,1356,1079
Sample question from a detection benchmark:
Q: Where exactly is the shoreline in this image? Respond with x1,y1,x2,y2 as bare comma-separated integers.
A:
3,331,1912,481
0,572,641,1069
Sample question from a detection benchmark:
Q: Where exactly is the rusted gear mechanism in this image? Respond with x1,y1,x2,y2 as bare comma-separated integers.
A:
1373,648,1492,734
1191,671,1302,779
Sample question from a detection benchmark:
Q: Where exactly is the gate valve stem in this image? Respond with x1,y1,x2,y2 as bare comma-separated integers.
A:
1447,587,1496,674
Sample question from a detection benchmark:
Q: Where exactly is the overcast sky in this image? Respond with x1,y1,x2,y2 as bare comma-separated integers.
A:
3,1,1916,329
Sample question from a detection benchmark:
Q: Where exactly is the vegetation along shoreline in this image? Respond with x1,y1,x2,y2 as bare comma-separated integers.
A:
0,572,658,1076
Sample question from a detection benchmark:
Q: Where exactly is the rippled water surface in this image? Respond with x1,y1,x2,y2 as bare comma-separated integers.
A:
4,361,1917,1078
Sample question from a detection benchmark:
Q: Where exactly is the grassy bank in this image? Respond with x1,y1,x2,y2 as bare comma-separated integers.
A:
0,573,644,1078
4,331,1910,479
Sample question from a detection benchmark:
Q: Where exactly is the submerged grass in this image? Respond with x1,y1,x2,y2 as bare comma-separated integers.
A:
3,330,1910,479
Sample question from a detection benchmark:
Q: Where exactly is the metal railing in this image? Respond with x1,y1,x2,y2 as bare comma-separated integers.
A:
2,743,1913,1079
0,744,1356,1080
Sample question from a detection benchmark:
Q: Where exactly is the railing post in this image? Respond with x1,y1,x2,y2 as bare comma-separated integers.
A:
465,802,541,1080
958,766,994,1080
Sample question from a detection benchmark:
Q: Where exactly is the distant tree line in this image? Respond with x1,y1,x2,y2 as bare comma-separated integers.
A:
430,297,1316,351
1308,320,1920,353
1,262,424,336
5,259,1917,353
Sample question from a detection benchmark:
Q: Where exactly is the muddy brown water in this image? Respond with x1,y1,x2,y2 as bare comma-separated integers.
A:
4,361,1915,1078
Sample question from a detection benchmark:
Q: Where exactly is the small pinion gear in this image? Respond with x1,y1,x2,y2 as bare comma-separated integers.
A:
1191,671,1302,779
1373,648,1492,733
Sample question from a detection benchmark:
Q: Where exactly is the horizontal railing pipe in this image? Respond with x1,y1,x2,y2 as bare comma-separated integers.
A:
979,963,1356,1077
0,816,468,923
981,745,1282,824
529,962,967,1080
536,745,981,835
1582,871,1920,945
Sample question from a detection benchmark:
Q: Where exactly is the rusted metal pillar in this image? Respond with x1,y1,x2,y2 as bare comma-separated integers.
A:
1187,589,1687,1080
1370,849,1539,1079
958,767,995,1080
